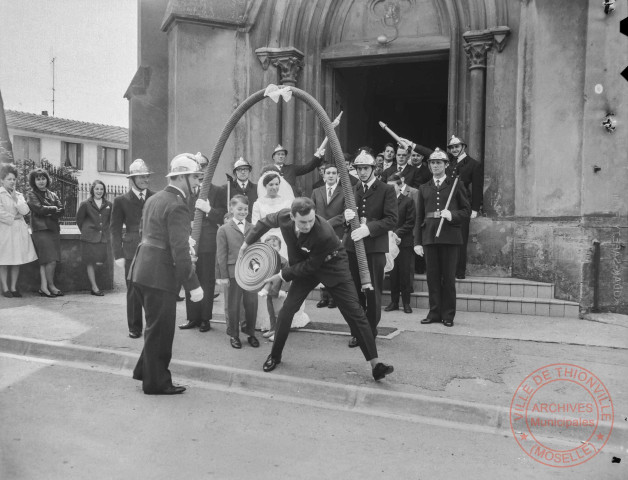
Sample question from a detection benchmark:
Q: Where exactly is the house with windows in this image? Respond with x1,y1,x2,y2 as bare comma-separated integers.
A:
6,110,129,188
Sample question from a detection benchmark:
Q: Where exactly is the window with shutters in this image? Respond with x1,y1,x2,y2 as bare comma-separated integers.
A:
98,146,128,173
12,135,41,162
61,141,83,170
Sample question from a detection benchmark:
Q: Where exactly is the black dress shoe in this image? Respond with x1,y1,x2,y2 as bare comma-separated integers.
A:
384,302,399,312
248,336,260,348
230,336,242,349
328,301,336,308
145,385,186,395
199,321,211,332
316,300,329,308
420,317,439,324
10,290,22,298
2,291,12,298
178,320,200,330
129,331,142,339
403,304,413,314
348,337,359,348
262,355,281,372
443,319,454,327
372,363,394,381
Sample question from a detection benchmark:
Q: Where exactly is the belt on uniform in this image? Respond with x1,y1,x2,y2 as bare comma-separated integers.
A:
324,250,340,262
141,239,167,250
425,211,442,218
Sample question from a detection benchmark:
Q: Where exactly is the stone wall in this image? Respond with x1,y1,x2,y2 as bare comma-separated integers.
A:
17,230,114,294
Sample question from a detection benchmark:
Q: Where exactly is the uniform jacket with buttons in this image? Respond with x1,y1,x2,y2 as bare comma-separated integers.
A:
344,178,398,254
219,180,257,223
415,176,470,246
192,184,227,254
110,189,155,260
128,186,200,294
446,154,483,212
215,218,253,279
76,197,112,243
394,193,416,248
311,183,346,240
245,208,352,287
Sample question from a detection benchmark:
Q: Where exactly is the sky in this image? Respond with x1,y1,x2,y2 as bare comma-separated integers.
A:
0,0,137,128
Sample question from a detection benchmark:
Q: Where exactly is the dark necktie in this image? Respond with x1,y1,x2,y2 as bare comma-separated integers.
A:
435,180,440,188
363,184,369,194
398,166,402,173
139,192,144,203
327,187,332,203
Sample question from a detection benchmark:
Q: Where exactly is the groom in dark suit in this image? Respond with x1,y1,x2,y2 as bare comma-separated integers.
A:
241,197,394,381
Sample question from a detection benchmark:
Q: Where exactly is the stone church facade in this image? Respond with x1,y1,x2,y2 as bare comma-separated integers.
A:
127,0,627,314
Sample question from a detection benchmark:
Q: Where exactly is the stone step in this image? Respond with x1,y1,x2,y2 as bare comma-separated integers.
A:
409,275,555,299
307,289,579,318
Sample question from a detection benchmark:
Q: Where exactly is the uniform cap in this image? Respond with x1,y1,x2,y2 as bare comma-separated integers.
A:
447,135,466,148
353,150,376,167
233,157,252,171
166,153,202,177
428,148,449,162
272,144,288,157
127,159,153,177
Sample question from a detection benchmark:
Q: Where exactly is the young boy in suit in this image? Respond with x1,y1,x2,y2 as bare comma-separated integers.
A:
215,195,259,349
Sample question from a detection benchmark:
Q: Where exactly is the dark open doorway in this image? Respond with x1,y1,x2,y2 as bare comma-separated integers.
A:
332,59,449,156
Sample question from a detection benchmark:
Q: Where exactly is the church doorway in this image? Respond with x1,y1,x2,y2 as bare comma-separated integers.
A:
331,58,449,156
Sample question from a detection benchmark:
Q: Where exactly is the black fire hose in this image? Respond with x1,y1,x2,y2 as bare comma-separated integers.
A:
191,86,371,289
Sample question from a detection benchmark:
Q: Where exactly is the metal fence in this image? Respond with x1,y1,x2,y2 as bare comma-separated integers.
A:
13,158,127,225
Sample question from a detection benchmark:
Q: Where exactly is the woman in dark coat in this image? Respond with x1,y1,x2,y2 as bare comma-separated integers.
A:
76,180,112,295
27,168,65,297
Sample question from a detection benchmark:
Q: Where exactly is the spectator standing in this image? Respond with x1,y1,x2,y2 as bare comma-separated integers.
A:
76,180,112,296
0,164,37,297
27,168,64,297
384,173,416,314
110,159,154,338
269,143,325,195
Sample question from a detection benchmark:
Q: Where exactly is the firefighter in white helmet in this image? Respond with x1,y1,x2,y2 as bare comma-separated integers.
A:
129,153,204,395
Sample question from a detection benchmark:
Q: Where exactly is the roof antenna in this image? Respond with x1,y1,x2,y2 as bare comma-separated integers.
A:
51,55,56,116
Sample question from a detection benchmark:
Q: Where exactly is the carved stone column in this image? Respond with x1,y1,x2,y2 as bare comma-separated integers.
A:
462,32,492,161
256,47,304,164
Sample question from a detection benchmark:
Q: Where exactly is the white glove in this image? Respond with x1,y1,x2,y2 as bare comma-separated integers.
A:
216,278,230,286
471,210,478,219
188,237,196,248
258,286,269,297
351,224,370,241
115,258,126,268
315,147,326,158
414,245,424,256
393,233,401,245
344,209,356,222
195,198,211,213
278,290,287,299
398,137,416,151
189,286,204,302
440,209,452,221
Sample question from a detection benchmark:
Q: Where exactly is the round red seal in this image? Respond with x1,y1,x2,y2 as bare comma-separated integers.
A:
510,363,614,468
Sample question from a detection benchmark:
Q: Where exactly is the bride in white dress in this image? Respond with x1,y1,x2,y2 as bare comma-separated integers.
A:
252,170,310,330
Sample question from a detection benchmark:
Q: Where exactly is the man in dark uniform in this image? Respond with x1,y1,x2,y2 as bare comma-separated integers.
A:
414,148,470,327
178,153,227,333
311,163,346,308
446,135,483,279
344,149,397,347
130,154,204,395
224,157,257,222
110,159,155,339
384,173,416,314
241,197,394,381
270,144,325,195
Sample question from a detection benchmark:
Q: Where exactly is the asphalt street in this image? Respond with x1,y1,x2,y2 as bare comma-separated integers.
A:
1,355,623,480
